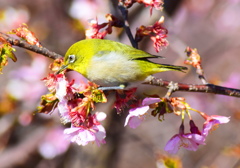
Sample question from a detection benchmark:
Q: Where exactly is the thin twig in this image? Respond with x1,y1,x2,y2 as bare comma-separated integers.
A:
144,77,240,98
164,81,178,98
198,74,208,84
118,3,138,49
0,32,63,59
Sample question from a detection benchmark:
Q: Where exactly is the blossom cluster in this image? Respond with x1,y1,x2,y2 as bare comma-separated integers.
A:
39,66,108,146
85,14,123,39
10,23,41,47
86,15,168,53
135,16,168,52
119,0,164,15
124,97,230,154
38,67,140,146
86,1,167,52
37,58,230,153
0,0,234,157
184,47,204,76
0,23,41,73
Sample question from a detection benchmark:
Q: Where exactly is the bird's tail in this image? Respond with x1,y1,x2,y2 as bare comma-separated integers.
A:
158,64,188,72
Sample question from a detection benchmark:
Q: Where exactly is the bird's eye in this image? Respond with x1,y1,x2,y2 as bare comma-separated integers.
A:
68,55,76,63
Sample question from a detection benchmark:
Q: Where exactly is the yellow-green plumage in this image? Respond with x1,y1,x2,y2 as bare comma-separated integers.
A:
63,39,187,88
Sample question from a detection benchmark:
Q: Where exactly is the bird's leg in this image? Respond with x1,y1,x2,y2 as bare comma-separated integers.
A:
98,84,126,91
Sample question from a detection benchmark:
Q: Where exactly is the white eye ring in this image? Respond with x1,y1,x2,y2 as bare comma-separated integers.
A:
68,55,76,63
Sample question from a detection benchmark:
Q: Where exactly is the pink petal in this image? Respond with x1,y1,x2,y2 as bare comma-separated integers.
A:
129,106,150,116
94,125,106,146
211,115,230,124
165,133,205,154
124,106,149,128
128,116,144,129
64,124,106,146
142,97,161,106
202,115,230,137
64,127,95,146
55,77,68,100
57,100,71,123
164,134,181,154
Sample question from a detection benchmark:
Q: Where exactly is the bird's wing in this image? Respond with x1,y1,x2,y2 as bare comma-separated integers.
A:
125,49,165,60
95,49,164,60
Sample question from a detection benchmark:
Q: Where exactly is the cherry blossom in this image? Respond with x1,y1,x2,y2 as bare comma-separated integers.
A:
125,97,161,128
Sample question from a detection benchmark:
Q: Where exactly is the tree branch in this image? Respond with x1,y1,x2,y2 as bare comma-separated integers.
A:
144,77,240,98
0,32,63,60
118,3,138,49
2,32,240,98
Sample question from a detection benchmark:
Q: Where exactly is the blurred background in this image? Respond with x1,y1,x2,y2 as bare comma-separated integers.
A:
1,0,240,167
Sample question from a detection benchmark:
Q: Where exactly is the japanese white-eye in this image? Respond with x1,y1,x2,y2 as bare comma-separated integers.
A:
58,39,187,90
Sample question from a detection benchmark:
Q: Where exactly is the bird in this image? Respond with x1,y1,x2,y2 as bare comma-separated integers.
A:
58,39,187,90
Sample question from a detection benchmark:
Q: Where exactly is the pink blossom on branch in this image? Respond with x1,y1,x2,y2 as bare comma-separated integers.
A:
136,0,164,15
86,14,123,39
114,88,138,112
135,16,168,52
150,34,168,52
44,80,106,146
184,47,205,78
124,97,161,128
124,106,149,129
64,112,107,146
165,123,205,154
39,68,108,146
165,114,230,154
85,18,108,39
201,115,230,137
10,23,41,47
119,0,164,15
164,133,205,154
42,73,64,93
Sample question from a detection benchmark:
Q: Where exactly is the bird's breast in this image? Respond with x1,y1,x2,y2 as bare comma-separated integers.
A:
86,52,145,86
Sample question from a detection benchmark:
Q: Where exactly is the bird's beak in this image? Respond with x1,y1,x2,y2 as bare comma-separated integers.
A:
56,64,68,74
